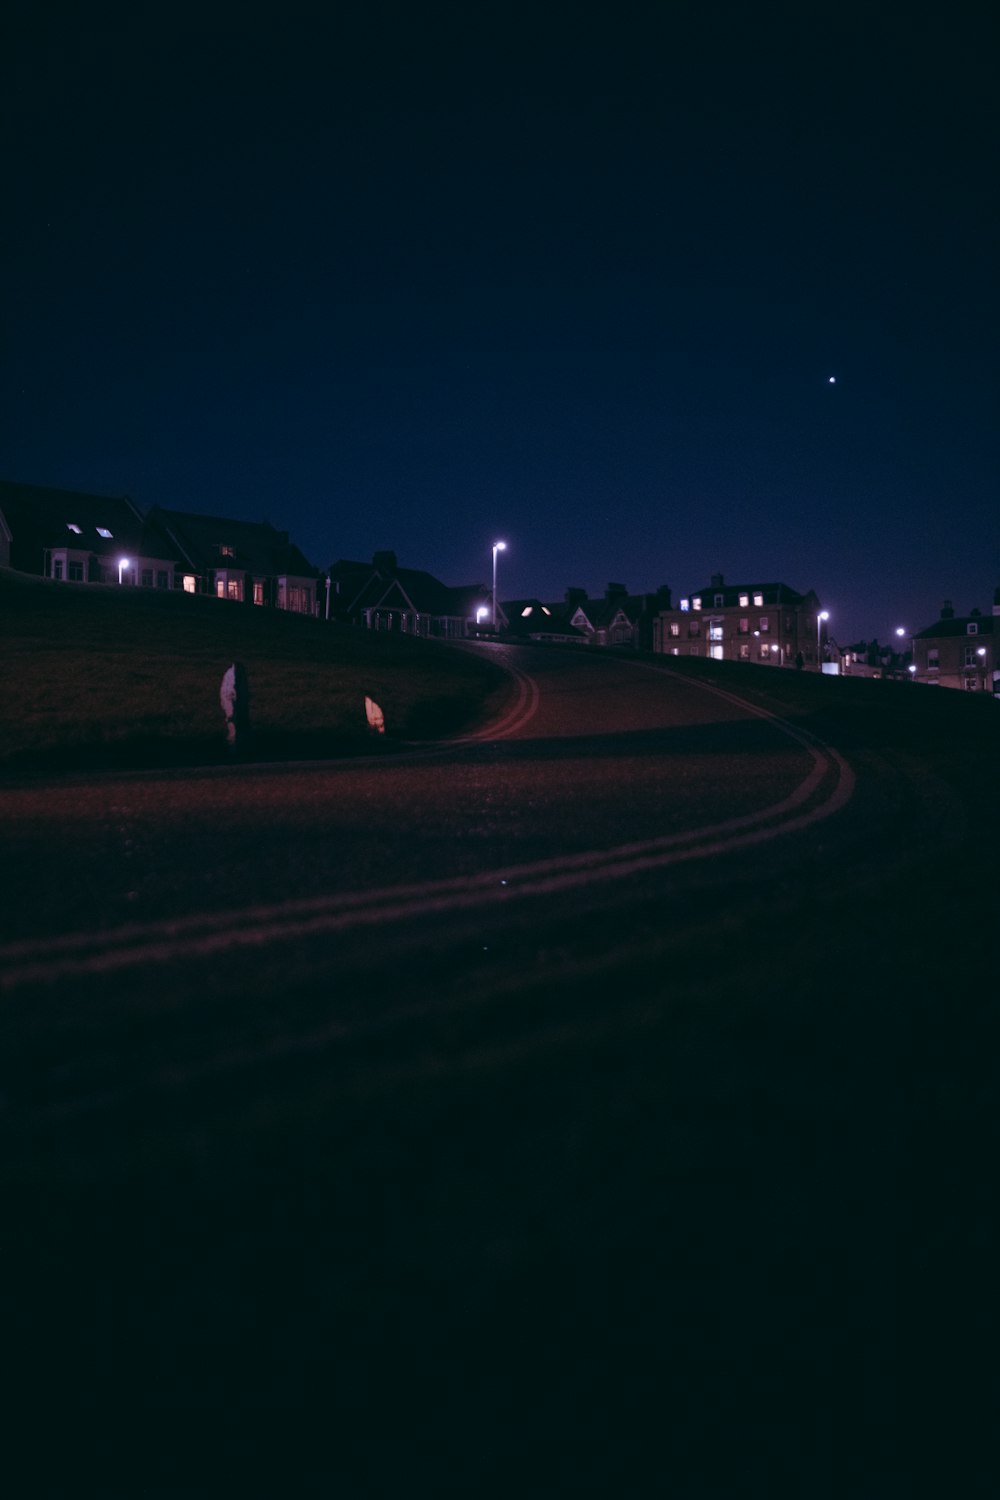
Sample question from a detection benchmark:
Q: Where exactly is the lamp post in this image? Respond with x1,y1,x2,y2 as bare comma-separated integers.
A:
895,626,909,679
118,557,131,585
977,645,987,691
491,541,506,631
816,609,830,669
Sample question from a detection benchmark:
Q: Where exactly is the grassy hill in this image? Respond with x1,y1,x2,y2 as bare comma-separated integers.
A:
0,569,508,772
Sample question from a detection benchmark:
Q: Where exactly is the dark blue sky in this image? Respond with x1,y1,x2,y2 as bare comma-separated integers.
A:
3,3,996,642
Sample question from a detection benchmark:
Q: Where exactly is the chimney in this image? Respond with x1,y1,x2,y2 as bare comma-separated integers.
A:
710,572,724,589
940,600,954,619
655,584,672,607
565,587,588,605
373,550,398,574
605,582,627,600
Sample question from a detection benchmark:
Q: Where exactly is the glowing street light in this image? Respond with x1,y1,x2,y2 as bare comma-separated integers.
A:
491,541,506,631
118,557,131,584
817,609,830,668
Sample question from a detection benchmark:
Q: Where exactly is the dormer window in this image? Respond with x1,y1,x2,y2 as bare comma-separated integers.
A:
680,598,690,612
692,596,702,610
67,523,83,534
219,544,235,558
739,594,749,607
714,594,724,607
967,622,978,635
96,527,113,538
753,593,764,607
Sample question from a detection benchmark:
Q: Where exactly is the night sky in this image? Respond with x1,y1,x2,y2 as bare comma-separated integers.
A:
4,4,996,643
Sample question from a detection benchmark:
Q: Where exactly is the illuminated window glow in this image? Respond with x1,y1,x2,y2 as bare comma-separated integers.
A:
96,527,113,538
692,596,702,610
521,605,533,617
739,594,749,607
67,523,82,534
753,593,764,607
680,598,690,612
183,575,196,593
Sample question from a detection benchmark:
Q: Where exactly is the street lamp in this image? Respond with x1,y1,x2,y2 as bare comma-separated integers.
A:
816,610,830,668
491,541,506,631
118,557,131,585
977,645,987,691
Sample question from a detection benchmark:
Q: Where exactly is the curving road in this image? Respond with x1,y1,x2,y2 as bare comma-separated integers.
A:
3,646,996,1493
2,646,856,996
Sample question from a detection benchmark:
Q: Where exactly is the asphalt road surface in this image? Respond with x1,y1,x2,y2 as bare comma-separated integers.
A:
2,647,996,1495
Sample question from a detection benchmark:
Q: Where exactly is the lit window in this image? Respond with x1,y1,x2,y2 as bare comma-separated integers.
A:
67,523,82,534
253,582,264,605
521,605,533,617
760,616,770,632
680,598,690,612
739,594,749,607
183,575,196,593
692,596,702,610
739,642,749,659
96,527,113,538
670,647,679,656
216,578,226,598
759,644,769,659
227,579,243,601
738,618,749,634
708,618,724,641
669,622,680,637
542,606,551,616
753,593,764,607
219,544,235,558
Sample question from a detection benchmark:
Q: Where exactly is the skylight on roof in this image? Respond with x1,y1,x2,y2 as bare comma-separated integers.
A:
67,523,82,533
96,527,113,538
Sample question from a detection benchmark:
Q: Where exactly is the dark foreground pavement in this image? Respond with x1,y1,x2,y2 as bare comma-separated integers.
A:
3,652,997,1496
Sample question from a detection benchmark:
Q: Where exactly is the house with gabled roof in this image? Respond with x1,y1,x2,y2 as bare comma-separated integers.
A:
910,595,999,693
560,583,674,651
329,551,496,638
0,480,179,590
653,573,824,667
150,507,319,613
504,597,587,643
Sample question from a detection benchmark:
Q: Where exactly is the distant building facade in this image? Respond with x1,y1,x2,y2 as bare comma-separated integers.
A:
910,595,999,693
652,574,824,667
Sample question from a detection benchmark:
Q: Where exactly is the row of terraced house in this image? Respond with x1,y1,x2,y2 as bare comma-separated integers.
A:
1,480,996,693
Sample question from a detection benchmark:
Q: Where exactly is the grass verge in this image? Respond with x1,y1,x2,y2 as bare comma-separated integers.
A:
0,568,507,772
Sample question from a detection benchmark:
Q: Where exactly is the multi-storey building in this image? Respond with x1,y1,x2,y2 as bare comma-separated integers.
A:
652,573,825,668
910,595,999,693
